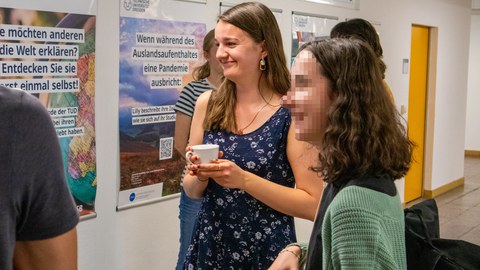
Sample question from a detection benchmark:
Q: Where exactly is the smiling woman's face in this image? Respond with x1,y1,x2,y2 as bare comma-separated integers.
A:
284,50,333,145
214,20,265,84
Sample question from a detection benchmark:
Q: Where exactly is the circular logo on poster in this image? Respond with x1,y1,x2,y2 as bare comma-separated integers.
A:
124,0,132,11
129,192,136,202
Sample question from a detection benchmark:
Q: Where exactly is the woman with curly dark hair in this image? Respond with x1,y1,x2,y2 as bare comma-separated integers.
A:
330,18,395,101
270,38,414,269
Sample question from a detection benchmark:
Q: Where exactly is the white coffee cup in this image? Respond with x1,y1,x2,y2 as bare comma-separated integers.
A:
185,144,219,164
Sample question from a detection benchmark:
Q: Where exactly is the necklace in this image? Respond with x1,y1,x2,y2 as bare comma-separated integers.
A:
235,95,282,135
236,102,270,135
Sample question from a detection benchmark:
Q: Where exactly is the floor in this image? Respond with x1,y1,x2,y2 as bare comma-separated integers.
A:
408,156,480,245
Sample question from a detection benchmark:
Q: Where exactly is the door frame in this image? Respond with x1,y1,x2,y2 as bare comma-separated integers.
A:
423,26,438,197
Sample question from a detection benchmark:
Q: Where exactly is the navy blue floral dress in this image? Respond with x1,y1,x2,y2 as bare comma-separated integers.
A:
184,107,296,269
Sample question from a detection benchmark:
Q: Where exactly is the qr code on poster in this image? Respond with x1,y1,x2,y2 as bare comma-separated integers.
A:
159,137,173,160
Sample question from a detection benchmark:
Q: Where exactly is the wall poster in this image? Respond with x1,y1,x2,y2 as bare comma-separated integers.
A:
0,1,98,219
291,11,338,64
118,0,206,210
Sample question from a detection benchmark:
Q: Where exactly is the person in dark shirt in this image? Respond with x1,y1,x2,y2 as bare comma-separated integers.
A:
0,86,79,270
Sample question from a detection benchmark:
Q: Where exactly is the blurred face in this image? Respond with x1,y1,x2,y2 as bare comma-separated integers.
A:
284,50,333,145
205,42,223,77
215,20,265,84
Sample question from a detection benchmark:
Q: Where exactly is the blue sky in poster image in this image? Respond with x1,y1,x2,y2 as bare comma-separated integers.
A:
118,17,206,132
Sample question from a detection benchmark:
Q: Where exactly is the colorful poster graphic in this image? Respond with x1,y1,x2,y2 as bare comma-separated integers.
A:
0,8,97,217
118,16,206,209
291,13,338,63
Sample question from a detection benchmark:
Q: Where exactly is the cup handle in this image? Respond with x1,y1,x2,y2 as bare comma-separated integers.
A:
185,150,194,164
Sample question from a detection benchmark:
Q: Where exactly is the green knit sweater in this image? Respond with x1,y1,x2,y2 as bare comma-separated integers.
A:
321,186,406,269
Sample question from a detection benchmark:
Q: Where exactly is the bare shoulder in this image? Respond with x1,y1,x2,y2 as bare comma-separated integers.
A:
195,90,212,110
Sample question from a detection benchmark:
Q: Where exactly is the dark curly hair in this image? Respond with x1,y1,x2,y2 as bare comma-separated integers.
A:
331,18,387,78
299,38,414,183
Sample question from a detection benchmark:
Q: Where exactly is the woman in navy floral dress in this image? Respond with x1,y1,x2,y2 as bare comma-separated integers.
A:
182,2,324,269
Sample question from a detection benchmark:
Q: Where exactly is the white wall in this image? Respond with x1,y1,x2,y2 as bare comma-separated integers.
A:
465,10,480,151
79,0,472,269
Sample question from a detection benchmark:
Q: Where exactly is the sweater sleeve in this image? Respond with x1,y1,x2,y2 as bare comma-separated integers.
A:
322,187,405,270
323,207,384,269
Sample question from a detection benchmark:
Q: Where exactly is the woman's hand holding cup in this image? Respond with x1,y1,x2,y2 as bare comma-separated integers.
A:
185,144,220,165
185,144,221,182
185,144,247,189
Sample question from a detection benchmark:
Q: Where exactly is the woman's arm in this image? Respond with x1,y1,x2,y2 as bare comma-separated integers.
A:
182,90,212,199
13,227,77,270
196,121,324,220
243,122,323,220
268,242,309,270
174,112,193,157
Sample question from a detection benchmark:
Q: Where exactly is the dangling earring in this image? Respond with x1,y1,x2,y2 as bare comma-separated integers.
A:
259,57,266,71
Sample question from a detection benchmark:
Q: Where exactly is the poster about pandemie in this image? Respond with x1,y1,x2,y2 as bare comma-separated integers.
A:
0,8,97,216
118,16,206,207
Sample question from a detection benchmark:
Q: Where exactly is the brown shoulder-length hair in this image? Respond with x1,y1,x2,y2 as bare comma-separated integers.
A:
203,2,290,132
330,18,387,79
300,38,414,183
192,29,215,80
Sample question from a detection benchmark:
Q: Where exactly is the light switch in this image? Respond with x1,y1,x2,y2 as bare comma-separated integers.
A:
402,59,409,74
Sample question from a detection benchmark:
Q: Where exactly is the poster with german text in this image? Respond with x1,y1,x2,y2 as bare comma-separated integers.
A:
0,1,97,218
118,2,206,209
